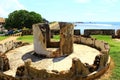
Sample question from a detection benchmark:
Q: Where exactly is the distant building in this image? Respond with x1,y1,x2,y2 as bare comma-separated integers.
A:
0,17,5,32
0,17,5,25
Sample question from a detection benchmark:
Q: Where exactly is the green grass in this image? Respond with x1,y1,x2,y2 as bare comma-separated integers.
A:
52,35,60,41
17,35,60,43
92,35,120,80
50,35,60,42
0,36,8,41
17,35,33,43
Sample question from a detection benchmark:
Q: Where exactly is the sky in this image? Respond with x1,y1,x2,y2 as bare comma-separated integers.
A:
0,0,120,22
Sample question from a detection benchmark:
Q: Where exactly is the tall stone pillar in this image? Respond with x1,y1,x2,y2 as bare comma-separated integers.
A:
59,22,74,55
33,23,50,56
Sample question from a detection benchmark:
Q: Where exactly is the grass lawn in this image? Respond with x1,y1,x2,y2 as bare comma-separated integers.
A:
0,36,8,41
92,35,120,80
51,35,60,41
17,35,33,43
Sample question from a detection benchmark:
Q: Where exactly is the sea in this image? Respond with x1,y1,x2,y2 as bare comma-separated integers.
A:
74,22,120,34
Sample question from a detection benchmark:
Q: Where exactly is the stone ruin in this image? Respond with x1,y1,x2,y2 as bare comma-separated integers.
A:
112,29,120,38
0,22,111,80
33,22,74,57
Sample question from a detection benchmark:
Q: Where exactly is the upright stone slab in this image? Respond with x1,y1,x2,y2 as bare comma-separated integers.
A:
33,23,49,56
59,22,74,55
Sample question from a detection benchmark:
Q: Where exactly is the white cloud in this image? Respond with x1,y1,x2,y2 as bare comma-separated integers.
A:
0,0,25,18
75,0,90,3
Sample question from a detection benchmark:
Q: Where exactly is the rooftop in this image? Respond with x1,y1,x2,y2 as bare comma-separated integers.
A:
0,17,5,23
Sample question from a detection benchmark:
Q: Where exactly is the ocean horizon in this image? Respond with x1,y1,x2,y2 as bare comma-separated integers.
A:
74,22,120,34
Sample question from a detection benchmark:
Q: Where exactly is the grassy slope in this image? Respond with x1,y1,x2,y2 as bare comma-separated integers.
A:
92,35,120,80
17,35,33,43
0,36,8,41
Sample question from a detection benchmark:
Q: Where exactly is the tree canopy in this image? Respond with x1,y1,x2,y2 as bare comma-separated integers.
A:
4,10,44,29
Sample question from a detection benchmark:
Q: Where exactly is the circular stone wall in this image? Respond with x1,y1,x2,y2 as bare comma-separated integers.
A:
0,36,110,80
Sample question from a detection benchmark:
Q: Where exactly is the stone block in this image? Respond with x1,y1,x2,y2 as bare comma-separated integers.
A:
74,36,81,44
86,38,94,47
71,57,90,76
59,22,74,55
95,40,105,51
84,29,115,36
16,65,25,77
81,37,86,44
0,54,10,71
33,23,49,56
74,29,81,35
98,54,107,69
116,29,120,36
0,40,14,54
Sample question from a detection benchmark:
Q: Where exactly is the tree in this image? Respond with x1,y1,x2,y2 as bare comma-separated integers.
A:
4,10,43,29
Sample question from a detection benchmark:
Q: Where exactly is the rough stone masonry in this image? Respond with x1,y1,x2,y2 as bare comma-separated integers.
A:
33,22,74,57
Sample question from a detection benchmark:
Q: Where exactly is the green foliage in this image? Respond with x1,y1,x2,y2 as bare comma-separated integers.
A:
91,35,120,79
4,10,43,29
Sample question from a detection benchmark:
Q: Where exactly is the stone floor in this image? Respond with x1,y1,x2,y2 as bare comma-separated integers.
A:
4,43,100,77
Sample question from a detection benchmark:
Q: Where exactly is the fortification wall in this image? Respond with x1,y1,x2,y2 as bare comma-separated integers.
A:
84,29,115,37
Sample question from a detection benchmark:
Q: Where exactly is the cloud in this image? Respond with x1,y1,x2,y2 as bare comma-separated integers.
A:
75,0,90,3
0,0,25,18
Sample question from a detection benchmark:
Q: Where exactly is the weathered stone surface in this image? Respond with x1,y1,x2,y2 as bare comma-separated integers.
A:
0,40,14,54
16,65,25,77
74,29,81,35
74,36,81,44
99,54,105,69
81,37,86,44
71,57,90,76
0,54,10,71
84,29,115,36
95,40,105,51
33,23,49,56
86,38,94,47
13,41,23,48
22,29,32,35
59,22,74,55
116,29,120,37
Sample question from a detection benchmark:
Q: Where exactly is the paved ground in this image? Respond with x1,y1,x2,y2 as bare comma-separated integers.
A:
3,43,100,77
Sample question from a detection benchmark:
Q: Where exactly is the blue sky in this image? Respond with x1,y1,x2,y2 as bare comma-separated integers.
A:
0,0,120,22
